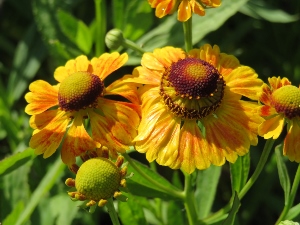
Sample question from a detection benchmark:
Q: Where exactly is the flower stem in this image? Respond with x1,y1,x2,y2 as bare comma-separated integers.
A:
106,197,121,225
123,153,184,200
203,138,275,223
183,18,193,52
183,172,198,225
276,163,300,224
122,38,146,55
94,0,106,56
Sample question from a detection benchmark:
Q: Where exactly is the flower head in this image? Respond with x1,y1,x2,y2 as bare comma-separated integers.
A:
25,53,140,166
148,0,221,22
66,151,127,208
126,44,263,174
258,77,300,162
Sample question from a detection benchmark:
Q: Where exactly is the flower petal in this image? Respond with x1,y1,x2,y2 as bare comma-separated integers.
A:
178,0,192,22
29,110,69,158
91,52,128,80
61,115,100,165
25,80,58,115
155,0,175,17
258,114,285,139
284,120,300,162
54,55,90,83
226,66,263,100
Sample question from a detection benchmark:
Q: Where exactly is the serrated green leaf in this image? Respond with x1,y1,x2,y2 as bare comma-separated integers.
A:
0,148,35,177
222,192,240,225
275,144,291,205
230,153,250,193
195,165,221,219
118,194,147,225
56,9,92,54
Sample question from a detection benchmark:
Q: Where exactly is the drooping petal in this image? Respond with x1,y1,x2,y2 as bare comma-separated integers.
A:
91,52,128,81
29,110,70,158
61,114,100,165
284,120,300,162
25,80,58,115
177,120,211,173
226,66,263,100
191,0,205,16
54,55,91,83
258,114,285,139
29,109,61,130
155,0,175,18
178,0,192,22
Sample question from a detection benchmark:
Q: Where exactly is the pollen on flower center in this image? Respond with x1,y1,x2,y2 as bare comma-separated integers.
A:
272,85,300,119
160,58,225,119
58,71,104,111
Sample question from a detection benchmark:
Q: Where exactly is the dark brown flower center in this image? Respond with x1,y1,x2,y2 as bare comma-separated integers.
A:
58,71,104,111
160,58,225,119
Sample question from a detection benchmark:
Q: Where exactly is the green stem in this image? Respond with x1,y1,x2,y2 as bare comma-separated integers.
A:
123,153,184,200
203,138,275,223
183,172,198,225
183,18,193,52
94,0,106,56
276,164,300,224
106,197,120,225
122,38,146,55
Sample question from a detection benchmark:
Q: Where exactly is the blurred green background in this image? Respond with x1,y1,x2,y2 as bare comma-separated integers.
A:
0,0,300,224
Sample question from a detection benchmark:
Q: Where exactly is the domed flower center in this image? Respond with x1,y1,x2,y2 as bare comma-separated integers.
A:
272,85,300,119
75,157,121,200
160,58,225,119
58,71,104,111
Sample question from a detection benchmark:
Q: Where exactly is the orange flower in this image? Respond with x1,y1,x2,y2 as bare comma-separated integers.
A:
125,44,263,174
148,0,221,22
25,53,140,166
258,77,300,162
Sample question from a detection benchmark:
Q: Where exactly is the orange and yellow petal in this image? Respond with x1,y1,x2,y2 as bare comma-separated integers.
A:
259,105,277,117
178,0,192,22
29,110,62,130
268,76,291,91
259,83,273,105
153,0,176,18
225,66,263,100
25,80,58,115
91,52,128,81
54,55,91,83
177,120,211,173
90,98,140,154
61,115,100,165
29,110,70,158
105,78,140,105
258,114,285,139
284,120,300,162
191,0,205,17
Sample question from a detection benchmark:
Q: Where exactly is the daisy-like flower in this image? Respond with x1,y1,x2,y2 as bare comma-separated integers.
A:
126,44,263,174
148,0,221,22
258,77,300,162
25,53,140,166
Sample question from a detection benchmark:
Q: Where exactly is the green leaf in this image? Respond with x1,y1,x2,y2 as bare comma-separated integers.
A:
2,201,24,225
167,200,185,225
230,153,250,193
195,165,221,219
14,157,65,225
56,9,93,54
0,148,36,177
239,0,299,23
275,144,291,205
222,192,240,225
118,194,147,225
286,203,300,220
126,157,182,200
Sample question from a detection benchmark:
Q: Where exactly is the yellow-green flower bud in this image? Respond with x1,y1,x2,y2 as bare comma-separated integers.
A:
105,29,124,50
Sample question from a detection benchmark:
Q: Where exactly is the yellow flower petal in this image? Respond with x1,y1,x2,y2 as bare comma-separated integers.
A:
25,80,58,115
29,110,69,158
61,115,100,165
258,114,285,139
54,55,90,83
91,52,128,81
284,120,300,162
